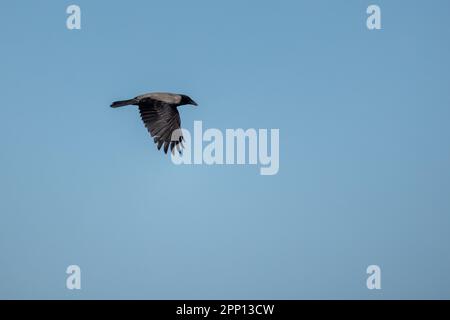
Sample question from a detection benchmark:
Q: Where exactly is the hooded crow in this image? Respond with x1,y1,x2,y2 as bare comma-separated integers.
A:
111,92,197,154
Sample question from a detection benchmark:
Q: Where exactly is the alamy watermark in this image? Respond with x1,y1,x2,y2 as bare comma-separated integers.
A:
367,5,381,30
170,121,279,176
66,265,81,290
66,4,381,31
66,5,81,30
366,265,382,290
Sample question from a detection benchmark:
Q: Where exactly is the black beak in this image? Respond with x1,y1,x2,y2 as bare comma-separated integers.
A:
191,100,198,106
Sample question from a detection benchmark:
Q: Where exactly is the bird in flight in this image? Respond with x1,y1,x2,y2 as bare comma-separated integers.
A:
111,92,197,154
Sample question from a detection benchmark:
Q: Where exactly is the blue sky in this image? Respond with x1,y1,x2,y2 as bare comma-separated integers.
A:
0,0,450,299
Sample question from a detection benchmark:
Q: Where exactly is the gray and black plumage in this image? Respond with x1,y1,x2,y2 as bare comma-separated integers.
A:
111,92,197,154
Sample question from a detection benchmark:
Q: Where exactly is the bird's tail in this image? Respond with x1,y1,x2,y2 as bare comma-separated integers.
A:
110,99,138,108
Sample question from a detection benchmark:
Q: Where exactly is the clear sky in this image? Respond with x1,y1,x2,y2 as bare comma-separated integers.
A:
1,0,450,299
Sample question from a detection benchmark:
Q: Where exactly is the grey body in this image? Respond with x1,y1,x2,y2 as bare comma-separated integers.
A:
111,92,197,154
136,92,182,105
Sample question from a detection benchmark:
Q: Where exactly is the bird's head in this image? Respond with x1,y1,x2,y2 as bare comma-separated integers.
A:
179,94,198,106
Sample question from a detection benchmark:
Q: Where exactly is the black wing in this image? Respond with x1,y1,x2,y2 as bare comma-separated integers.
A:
138,102,184,154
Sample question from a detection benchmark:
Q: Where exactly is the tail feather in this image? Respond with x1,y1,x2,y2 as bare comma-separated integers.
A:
110,99,137,108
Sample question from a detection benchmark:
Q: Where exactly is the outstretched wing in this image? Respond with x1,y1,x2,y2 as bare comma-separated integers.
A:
138,102,184,154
